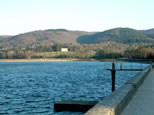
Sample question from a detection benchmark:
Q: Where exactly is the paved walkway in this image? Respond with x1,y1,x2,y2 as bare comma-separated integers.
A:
121,69,154,115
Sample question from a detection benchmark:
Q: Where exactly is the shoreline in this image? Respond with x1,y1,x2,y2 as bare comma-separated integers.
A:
0,58,151,63
0,58,97,62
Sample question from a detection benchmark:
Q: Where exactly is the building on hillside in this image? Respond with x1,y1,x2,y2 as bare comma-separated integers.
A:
61,48,68,52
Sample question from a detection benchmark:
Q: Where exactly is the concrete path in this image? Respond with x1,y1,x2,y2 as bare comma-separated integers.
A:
121,69,154,115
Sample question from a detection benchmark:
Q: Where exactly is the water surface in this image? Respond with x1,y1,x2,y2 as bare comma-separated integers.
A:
0,61,148,115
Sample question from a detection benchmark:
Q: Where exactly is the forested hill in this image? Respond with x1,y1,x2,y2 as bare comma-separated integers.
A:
77,28,154,44
0,28,154,50
0,29,93,49
0,35,11,40
144,28,154,39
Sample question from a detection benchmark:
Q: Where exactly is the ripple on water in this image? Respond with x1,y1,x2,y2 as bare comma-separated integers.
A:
0,61,149,115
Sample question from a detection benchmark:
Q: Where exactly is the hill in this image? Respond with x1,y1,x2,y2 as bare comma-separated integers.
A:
144,28,154,39
0,35,11,40
0,28,154,50
77,28,154,44
0,29,93,49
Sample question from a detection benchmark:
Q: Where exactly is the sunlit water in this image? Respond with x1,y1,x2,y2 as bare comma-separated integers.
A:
0,61,149,115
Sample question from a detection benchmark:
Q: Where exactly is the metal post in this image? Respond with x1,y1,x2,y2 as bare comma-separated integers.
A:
120,61,122,70
111,62,116,92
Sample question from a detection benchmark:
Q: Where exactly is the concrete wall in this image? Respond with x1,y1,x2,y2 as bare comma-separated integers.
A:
85,65,152,115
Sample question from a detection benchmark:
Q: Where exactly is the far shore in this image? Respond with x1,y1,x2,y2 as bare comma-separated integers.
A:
0,58,98,62
0,58,151,63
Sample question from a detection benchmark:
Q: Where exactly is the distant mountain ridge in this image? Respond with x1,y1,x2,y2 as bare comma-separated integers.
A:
77,28,154,44
0,29,93,49
0,28,154,49
0,35,11,40
144,28,154,39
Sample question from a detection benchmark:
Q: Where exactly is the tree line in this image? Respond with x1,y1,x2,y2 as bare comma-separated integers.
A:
0,43,154,59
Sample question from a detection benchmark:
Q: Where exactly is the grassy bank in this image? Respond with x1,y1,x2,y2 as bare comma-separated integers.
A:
33,51,95,59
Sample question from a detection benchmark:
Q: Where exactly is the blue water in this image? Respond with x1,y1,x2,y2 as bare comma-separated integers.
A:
0,61,149,115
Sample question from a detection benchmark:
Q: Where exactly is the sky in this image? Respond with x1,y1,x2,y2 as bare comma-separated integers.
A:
0,0,154,35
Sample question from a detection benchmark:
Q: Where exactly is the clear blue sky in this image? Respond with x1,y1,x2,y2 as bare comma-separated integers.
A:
0,0,154,35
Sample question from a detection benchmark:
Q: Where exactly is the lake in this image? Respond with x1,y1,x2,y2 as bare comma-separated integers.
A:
0,61,149,115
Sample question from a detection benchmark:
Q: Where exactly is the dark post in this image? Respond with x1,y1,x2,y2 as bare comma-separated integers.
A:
111,62,116,92
120,61,122,70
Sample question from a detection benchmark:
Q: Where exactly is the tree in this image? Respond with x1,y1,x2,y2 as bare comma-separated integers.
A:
24,51,33,59
52,43,62,51
7,50,16,59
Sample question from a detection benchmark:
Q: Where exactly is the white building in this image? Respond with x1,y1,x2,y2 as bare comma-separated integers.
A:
61,48,68,52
